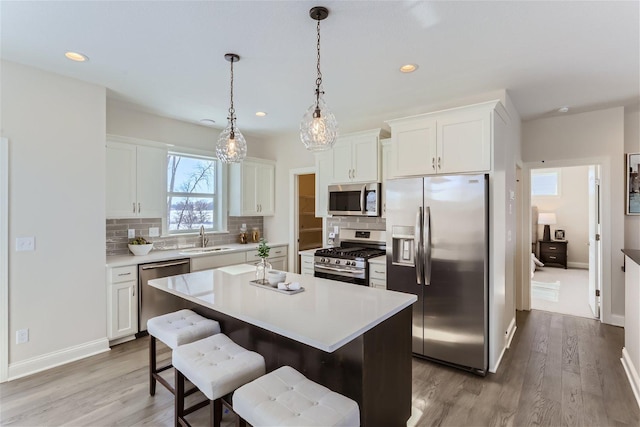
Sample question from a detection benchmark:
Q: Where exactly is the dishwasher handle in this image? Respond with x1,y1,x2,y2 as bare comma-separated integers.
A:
140,259,190,270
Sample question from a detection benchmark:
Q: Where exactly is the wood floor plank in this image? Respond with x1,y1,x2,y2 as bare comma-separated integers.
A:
2,310,639,427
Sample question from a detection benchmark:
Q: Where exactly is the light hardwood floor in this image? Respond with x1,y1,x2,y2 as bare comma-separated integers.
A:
1,310,638,426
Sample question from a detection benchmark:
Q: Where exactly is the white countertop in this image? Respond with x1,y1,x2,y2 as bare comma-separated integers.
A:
298,248,321,256
106,242,288,267
368,255,386,265
147,266,416,352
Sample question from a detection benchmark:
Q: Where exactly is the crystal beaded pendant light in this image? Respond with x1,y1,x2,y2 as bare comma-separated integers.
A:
216,53,247,163
300,6,338,152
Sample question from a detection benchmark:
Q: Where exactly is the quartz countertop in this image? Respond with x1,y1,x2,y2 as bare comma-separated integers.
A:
147,266,416,352
623,249,640,266
368,255,386,265
106,242,288,268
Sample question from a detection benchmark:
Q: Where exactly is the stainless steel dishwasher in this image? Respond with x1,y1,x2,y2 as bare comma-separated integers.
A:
137,258,191,334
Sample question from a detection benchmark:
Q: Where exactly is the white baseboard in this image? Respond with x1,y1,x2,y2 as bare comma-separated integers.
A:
567,262,588,269
607,313,625,327
8,337,110,381
506,317,517,349
621,347,640,409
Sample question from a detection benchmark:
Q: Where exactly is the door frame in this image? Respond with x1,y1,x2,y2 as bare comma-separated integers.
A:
520,156,610,323
1,138,8,382
288,167,317,274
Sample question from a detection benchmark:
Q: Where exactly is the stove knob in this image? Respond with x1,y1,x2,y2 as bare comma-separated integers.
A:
335,260,340,264
321,258,326,263
345,261,351,266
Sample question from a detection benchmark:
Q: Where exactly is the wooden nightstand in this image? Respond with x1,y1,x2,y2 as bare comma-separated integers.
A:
539,240,568,269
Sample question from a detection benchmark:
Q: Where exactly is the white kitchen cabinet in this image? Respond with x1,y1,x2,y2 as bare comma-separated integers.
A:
107,265,138,340
380,138,394,218
315,151,333,217
299,251,316,276
106,141,166,218
330,129,389,184
191,251,246,272
229,158,275,216
246,245,288,271
387,101,499,178
368,259,386,290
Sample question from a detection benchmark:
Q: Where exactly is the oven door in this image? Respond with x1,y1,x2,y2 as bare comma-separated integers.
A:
314,265,367,286
327,183,380,216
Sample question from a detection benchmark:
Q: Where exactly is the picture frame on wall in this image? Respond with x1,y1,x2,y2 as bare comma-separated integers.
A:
554,229,565,240
627,152,640,215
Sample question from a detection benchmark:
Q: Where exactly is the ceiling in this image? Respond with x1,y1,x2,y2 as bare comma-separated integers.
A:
2,1,638,137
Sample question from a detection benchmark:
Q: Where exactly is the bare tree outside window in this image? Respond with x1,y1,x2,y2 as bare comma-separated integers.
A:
167,154,216,232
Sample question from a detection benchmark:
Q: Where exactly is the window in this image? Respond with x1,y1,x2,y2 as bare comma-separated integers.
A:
166,153,224,233
531,169,561,196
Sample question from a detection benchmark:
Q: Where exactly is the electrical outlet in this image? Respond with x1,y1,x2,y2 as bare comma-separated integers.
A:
15,237,35,252
149,227,160,237
16,328,29,344
128,229,135,238
333,226,339,234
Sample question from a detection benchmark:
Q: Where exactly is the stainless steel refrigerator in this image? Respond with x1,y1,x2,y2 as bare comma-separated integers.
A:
386,174,488,375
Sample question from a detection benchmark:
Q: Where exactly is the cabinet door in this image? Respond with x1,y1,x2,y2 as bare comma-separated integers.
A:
256,163,275,215
270,257,287,272
437,110,491,174
393,120,437,177
136,145,167,218
331,138,353,183
315,151,332,217
300,254,315,276
381,140,394,218
351,134,379,183
108,281,138,339
106,143,137,218
242,162,260,215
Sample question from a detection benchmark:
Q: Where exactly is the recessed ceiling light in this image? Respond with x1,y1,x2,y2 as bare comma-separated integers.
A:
400,64,418,73
199,119,216,126
558,106,569,113
65,51,88,62
255,112,267,117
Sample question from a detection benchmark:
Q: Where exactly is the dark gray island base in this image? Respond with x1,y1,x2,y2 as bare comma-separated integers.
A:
184,302,412,427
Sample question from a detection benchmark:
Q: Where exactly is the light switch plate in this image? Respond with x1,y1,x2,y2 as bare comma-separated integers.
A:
333,226,339,234
128,229,135,238
16,237,35,252
149,227,160,237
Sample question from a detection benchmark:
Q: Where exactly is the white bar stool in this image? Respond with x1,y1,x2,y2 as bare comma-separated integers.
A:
147,309,221,396
173,333,266,427
233,366,360,427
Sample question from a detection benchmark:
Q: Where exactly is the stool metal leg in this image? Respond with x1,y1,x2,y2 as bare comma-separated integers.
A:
149,335,157,396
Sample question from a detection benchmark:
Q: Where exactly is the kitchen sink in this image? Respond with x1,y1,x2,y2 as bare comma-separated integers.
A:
179,247,233,255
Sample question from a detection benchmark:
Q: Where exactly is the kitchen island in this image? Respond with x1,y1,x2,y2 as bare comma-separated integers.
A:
148,266,416,426
622,249,640,408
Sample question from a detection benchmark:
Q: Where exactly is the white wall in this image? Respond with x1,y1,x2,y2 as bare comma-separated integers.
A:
625,106,640,249
1,61,108,378
532,165,590,266
522,107,625,324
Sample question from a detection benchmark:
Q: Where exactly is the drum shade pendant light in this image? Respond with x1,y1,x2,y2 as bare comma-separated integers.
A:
300,6,338,152
216,53,247,163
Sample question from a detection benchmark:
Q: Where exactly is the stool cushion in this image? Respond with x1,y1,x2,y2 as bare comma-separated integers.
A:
233,366,360,427
147,309,220,350
172,334,265,401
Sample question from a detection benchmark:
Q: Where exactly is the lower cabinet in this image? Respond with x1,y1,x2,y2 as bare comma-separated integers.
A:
191,252,246,272
107,265,138,340
300,252,315,276
369,261,387,289
246,245,288,272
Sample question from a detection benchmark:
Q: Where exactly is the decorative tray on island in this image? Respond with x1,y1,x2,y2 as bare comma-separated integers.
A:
249,280,305,295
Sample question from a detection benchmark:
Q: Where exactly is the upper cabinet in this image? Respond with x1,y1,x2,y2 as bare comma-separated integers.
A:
330,129,389,184
106,141,166,219
229,158,275,216
380,138,394,218
387,101,501,178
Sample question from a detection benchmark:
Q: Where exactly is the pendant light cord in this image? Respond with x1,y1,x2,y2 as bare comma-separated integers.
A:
314,19,323,114
228,57,236,137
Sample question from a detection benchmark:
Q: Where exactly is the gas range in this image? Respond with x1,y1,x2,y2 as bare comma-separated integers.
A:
314,230,386,286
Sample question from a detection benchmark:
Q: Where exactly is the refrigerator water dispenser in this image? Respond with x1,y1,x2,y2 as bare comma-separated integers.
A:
392,225,415,266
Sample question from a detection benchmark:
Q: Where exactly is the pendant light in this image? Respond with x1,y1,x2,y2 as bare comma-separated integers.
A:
300,6,338,152
216,53,247,163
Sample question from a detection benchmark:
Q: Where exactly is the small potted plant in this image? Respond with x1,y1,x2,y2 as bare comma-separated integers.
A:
255,239,272,284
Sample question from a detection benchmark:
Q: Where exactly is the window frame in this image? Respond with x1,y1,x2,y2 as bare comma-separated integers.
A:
165,150,227,235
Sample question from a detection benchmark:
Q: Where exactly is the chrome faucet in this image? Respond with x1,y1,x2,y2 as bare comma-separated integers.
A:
199,225,209,248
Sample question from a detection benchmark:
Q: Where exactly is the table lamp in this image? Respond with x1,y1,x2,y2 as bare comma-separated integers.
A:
538,212,557,241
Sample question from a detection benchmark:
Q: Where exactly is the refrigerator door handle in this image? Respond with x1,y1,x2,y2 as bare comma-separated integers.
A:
415,206,423,285
424,206,432,286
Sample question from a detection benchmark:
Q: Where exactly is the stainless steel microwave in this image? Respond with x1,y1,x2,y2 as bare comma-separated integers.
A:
327,183,380,217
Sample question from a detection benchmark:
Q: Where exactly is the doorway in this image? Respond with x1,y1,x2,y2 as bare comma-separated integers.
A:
289,167,323,273
528,164,601,319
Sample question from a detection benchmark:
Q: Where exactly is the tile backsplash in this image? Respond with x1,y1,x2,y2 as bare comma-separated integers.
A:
326,216,386,246
106,216,263,256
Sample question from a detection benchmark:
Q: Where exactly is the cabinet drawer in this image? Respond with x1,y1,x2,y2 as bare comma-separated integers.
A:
110,265,137,283
369,264,386,281
369,278,386,290
246,246,288,262
301,267,315,276
540,245,563,253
